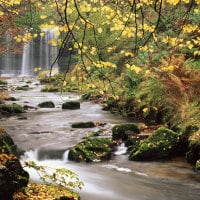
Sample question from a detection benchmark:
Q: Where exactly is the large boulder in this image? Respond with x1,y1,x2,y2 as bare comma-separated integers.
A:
68,138,114,162
129,127,181,161
0,128,29,200
0,154,29,200
0,128,18,156
112,123,140,141
0,103,24,115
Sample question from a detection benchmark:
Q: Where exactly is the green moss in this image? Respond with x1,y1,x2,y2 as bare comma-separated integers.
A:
0,103,24,114
0,79,7,85
38,101,55,108
129,127,181,161
71,121,95,128
68,138,114,162
112,123,140,141
195,160,200,171
41,85,60,92
186,130,200,164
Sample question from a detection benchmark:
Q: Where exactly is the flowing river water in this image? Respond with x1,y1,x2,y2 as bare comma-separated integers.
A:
0,77,200,200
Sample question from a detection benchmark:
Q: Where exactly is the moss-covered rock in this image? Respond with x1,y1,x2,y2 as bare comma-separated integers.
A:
195,160,200,171
129,127,181,161
0,154,29,200
68,138,114,162
62,101,80,110
112,123,140,141
186,130,200,164
0,103,24,115
0,79,7,85
71,121,95,128
38,101,55,108
41,85,60,92
16,85,29,91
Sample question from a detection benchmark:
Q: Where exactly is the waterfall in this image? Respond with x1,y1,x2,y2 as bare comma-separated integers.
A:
114,143,127,156
20,27,59,76
21,42,31,76
40,27,59,72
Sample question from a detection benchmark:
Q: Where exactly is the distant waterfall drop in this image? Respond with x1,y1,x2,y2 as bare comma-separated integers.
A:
20,27,59,76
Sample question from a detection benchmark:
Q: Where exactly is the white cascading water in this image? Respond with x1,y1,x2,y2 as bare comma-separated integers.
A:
20,27,59,76
21,42,31,76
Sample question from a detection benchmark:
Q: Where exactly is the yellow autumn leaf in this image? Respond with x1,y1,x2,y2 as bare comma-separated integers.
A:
97,28,103,34
71,76,76,82
40,32,45,37
143,107,149,113
40,15,47,19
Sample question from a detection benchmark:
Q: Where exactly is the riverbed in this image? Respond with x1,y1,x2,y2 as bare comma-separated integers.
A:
0,77,200,200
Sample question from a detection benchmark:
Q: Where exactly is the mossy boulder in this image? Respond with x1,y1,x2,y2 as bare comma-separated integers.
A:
68,138,114,162
0,128,29,199
0,79,7,85
0,128,18,156
41,85,60,92
112,123,140,141
129,127,181,161
38,101,55,108
196,160,200,171
186,130,200,164
71,121,95,128
0,103,24,115
62,101,80,110
0,154,29,200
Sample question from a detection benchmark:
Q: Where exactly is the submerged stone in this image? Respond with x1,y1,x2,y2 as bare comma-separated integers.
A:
71,121,95,128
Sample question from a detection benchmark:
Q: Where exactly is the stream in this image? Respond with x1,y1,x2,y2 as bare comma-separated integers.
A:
0,77,200,200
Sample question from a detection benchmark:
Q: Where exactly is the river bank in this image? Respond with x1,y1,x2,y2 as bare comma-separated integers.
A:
0,77,200,200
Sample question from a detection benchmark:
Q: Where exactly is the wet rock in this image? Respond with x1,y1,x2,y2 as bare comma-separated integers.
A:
195,160,200,171
71,121,95,128
38,101,55,108
112,123,140,141
68,138,114,162
0,128,29,199
55,196,80,200
0,154,29,200
129,127,181,161
126,134,149,151
16,85,29,91
0,128,18,156
0,103,24,115
62,101,80,110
